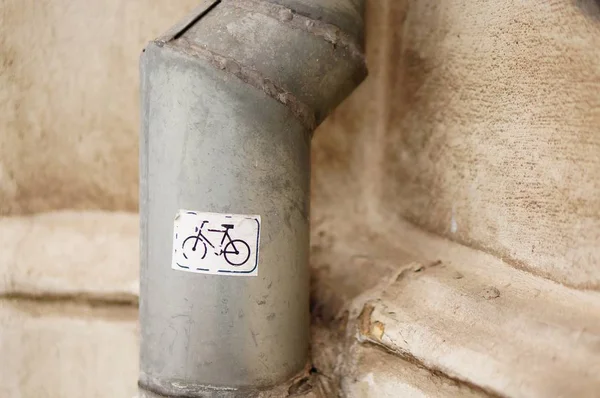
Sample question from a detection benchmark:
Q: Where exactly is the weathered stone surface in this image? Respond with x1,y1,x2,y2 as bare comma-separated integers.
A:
0,300,138,398
353,253,600,397
313,0,600,288
373,0,600,288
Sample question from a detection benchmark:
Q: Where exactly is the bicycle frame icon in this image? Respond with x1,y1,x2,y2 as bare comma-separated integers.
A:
182,220,251,266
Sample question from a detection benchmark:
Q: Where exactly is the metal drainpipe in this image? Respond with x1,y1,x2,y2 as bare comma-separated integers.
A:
139,0,366,396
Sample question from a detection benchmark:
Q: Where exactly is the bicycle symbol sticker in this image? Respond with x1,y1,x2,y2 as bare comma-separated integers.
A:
172,210,261,276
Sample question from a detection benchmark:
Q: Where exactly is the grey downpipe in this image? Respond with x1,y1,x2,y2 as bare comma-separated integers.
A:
139,0,367,396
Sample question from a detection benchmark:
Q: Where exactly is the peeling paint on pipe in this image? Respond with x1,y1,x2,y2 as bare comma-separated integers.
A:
139,0,367,395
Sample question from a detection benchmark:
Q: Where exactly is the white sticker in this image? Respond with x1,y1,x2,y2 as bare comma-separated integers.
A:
172,210,261,276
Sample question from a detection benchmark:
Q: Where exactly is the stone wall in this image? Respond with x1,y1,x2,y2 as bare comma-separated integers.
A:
1,0,600,396
313,0,600,289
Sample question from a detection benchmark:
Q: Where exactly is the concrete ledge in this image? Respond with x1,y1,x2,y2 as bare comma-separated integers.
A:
330,219,600,398
342,344,487,398
0,211,139,300
0,299,138,397
309,194,600,398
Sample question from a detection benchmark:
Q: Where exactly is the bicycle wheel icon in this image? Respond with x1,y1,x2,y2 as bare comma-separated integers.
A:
182,235,208,260
223,239,251,266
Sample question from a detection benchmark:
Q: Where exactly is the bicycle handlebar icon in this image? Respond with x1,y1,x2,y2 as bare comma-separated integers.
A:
182,220,251,266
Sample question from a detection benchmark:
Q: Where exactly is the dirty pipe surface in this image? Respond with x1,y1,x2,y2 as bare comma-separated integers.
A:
139,0,367,396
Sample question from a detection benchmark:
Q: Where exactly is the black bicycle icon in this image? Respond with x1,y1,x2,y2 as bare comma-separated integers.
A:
182,220,251,266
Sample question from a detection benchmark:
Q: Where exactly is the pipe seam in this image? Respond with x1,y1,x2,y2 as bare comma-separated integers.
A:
138,378,241,398
155,0,222,45
154,0,366,131
223,0,365,60
166,38,318,131
139,364,312,397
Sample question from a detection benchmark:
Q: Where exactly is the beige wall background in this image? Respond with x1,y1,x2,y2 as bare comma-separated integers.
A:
2,0,599,284
1,0,202,215
314,0,600,289
1,0,600,396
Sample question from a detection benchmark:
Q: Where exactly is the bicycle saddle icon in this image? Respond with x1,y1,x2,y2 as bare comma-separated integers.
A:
182,220,251,266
